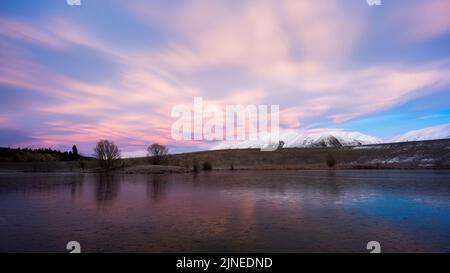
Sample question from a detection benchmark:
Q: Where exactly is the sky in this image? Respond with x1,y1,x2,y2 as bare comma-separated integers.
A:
0,0,450,156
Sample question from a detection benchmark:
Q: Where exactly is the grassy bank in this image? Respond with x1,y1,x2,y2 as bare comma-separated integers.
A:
1,139,449,173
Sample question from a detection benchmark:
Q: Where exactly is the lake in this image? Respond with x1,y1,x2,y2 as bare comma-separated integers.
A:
0,170,450,253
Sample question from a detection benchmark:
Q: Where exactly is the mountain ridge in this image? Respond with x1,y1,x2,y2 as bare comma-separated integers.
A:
391,123,450,143
211,123,450,150
212,130,383,150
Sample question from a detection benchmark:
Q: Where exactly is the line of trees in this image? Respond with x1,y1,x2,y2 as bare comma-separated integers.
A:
92,140,170,170
1,140,171,170
0,146,82,162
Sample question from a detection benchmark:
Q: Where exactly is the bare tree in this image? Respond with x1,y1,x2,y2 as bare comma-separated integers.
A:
147,143,168,165
94,140,121,170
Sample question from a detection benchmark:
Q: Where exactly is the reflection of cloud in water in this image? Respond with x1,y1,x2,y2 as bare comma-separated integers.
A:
1,170,450,252
344,193,450,250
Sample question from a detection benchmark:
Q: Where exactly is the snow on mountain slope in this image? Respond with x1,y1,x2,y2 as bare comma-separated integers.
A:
298,131,382,147
390,123,450,142
211,131,382,150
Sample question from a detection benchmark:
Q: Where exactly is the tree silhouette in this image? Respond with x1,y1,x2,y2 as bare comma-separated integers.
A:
72,145,78,158
326,154,337,168
147,143,168,165
93,140,121,170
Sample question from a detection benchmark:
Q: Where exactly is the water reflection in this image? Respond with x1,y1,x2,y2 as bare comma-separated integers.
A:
69,175,84,197
0,170,450,252
146,175,169,202
325,169,340,194
0,173,85,194
94,174,120,207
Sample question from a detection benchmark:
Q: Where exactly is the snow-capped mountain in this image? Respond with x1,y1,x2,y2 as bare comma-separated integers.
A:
211,130,383,150
390,123,450,143
211,123,450,150
289,131,382,147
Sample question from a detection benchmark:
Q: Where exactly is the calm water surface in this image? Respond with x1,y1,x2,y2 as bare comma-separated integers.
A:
1,170,450,252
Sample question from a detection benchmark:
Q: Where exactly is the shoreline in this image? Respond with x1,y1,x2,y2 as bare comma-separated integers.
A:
1,163,449,175
1,139,449,174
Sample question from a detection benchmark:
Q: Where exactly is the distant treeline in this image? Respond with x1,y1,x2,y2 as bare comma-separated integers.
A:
0,146,86,162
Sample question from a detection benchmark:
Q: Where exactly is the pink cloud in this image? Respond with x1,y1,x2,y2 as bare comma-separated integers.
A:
392,0,450,42
2,1,450,152
0,115,12,127
0,17,65,48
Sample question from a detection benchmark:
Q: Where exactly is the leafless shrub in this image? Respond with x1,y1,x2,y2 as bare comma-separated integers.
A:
147,143,169,165
202,161,213,171
192,160,199,173
78,159,86,172
326,154,336,168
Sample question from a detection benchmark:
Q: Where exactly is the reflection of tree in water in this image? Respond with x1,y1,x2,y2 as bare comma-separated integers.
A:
146,175,169,202
95,174,121,207
5,174,85,194
68,174,84,197
324,170,342,198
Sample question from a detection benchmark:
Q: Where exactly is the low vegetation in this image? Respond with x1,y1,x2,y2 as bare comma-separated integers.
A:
1,139,450,173
192,160,199,173
202,161,213,171
325,154,337,168
147,143,169,165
